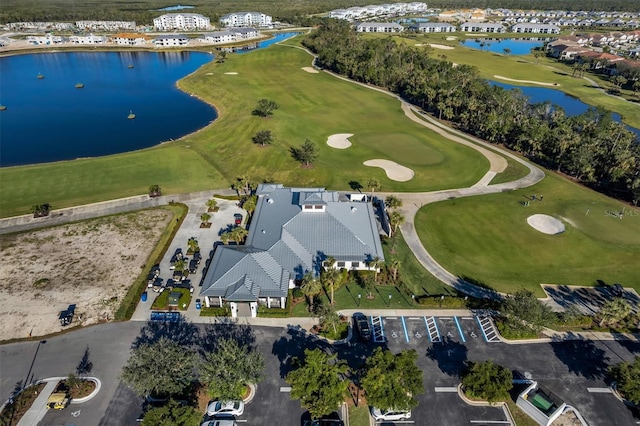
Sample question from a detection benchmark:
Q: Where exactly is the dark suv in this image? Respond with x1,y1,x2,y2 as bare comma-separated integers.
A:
353,312,371,341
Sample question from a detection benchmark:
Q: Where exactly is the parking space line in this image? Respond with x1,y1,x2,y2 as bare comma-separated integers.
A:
280,386,291,392
587,387,612,393
469,421,510,424
434,387,458,392
400,316,409,342
475,316,489,342
453,316,466,343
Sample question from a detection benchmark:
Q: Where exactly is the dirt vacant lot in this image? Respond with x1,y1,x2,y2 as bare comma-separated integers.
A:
0,209,174,341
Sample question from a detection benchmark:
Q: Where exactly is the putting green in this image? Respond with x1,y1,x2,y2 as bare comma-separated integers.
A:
415,171,640,295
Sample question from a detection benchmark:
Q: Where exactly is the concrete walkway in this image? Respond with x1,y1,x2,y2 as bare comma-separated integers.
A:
16,380,59,426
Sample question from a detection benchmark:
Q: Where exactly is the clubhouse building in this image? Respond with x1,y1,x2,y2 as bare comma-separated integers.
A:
200,184,386,317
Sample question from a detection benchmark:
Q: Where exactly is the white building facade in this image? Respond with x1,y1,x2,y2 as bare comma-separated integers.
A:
356,22,404,33
153,13,210,31
68,34,107,44
219,12,272,28
76,20,136,31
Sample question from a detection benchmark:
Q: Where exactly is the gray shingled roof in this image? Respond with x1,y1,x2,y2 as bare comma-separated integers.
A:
200,185,385,302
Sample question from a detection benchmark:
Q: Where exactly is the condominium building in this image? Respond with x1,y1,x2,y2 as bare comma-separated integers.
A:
219,12,272,28
153,13,210,31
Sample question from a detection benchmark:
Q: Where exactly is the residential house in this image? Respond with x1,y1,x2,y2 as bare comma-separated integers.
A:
153,13,210,31
154,34,190,47
199,185,386,317
75,20,136,31
219,12,272,28
202,31,237,44
356,22,404,33
111,33,152,46
575,51,625,69
410,23,456,33
460,22,506,33
68,34,107,44
511,23,560,34
26,34,65,45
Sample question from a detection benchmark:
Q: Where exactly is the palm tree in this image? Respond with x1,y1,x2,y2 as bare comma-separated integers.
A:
220,231,232,245
200,213,211,226
389,211,405,235
206,198,218,212
384,195,402,210
367,257,382,283
322,268,341,306
173,259,187,273
243,195,257,218
148,184,161,197
300,273,322,312
187,237,199,254
390,258,401,282
598,298,631,327
231,227,248,244
367,178,380,199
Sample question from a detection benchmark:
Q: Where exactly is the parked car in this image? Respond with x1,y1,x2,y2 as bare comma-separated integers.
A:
189,259,199,273
370,407,411,421
353,312,371,341
46,393,69,410
170,248,183,265
195,299,202,310
193,251,202,262
206,400,244,417
234,213,242,225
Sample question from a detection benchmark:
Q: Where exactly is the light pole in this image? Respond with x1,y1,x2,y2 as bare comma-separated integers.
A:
439,295,444,308
358,293,361,307
411,294,415,306
388,294,392,307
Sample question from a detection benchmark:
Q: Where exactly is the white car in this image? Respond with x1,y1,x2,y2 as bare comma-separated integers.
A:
201,420,236,426
206,400,245,417
370,407,411,421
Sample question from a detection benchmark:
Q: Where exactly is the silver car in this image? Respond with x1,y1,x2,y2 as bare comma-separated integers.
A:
206,400,245,417
370,407,411,421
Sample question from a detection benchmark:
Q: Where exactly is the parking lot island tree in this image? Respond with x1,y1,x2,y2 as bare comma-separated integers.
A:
361,347,424,412
286,348,350,419
200,213,211,227
501,289,555,333
140,398,201,426
148,184,162,198
461,360,513,403
608,356,640,405
598,297,632,327
206,198,218,212
121,337,196,398
200,337,265,400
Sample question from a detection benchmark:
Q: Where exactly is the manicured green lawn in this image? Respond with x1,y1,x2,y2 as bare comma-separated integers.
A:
415,171,640,295
392,33,640,129
0,36,490,218
178,42,489,193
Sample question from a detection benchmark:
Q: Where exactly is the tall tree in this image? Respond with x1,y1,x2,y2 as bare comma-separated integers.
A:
242,195,257,217
287,348,349,419
200,337,265,400
121,337,196,398
384,195,403,210
367,257,383,283
200,213,211,226
230,227,248,244
187,237,199,254
608,356,640,405
361,348,423,411
206,198,218,212
252,99,278,117
501,289,554,332
322,267,341,306
461,360,513,403
389,211,405,235
141,399,201,426
367,178,380,198
291,139,319,166
252,130,273,146
300,272,322,312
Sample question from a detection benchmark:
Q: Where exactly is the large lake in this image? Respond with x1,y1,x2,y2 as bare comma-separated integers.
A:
0,51,216,167
491,81,640,138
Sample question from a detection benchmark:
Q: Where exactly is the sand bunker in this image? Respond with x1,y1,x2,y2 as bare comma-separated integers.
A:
224,72,238,75
415,43,424,46
494,75,558,87
206,72,214,75
363,159,414,182
327,133,353,149
301,67,319,73
446,36,458,41
428,43,454,50
468,33,487,36
527,214,565,235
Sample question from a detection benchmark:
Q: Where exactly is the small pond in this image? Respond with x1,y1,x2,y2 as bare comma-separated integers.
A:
461,38,549,55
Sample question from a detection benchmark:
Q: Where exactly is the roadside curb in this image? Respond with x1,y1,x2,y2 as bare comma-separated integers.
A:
457,384,516,426
70,377,101,404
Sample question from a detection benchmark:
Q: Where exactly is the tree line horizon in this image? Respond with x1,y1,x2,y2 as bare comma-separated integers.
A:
303,20,640,205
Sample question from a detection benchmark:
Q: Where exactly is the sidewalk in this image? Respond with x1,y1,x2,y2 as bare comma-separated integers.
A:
17,380,59,426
